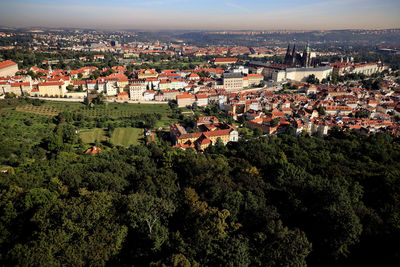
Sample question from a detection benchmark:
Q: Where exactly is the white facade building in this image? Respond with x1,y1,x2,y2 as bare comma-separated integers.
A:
272,66,332,82
129,84,146,101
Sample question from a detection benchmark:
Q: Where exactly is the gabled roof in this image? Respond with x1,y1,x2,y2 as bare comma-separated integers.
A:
0,60,17,70
38,81,64,86
214,57,238,63
177,94,195,99
85,146,102,154
11,82,30,87
196,94,208,99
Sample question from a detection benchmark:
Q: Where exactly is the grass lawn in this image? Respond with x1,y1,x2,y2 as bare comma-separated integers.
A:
79,128,107,144
110,128,143,147
79,127,143,146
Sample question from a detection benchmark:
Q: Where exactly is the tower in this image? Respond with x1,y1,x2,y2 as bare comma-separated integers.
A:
291,44,296,66
306,42,311,67
302,42,311,67
284,44,292,66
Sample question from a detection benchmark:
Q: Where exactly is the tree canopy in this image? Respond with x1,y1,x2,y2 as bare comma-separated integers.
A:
0,111,399,266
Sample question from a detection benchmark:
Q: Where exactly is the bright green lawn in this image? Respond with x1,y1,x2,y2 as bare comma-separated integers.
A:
79,127,144,146
79,128,106,144
110,128,143,147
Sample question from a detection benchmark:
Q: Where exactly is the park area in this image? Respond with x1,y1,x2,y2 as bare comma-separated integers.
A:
1,99,179,148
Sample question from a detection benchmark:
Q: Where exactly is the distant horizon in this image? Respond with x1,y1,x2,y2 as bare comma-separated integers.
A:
0,0,399,31
1,25,400,32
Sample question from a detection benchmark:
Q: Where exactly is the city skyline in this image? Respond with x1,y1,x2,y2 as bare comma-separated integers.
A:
0,0,399,30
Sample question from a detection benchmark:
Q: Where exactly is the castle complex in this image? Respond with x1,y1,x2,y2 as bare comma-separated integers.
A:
284,43,313,68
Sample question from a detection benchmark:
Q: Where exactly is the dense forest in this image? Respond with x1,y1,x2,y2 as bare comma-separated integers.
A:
0,103,399,266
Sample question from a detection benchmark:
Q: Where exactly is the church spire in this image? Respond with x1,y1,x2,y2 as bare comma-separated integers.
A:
303,42,311,67
291,44,297,66
284,44,292,66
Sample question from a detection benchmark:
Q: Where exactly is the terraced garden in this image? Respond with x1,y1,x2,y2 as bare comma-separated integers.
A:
16,104,59,116
15,101,171,117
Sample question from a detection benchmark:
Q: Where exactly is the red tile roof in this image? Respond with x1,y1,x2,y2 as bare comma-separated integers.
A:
11,82,29,87
72,80,86,85
0,60,17,70
38,81,64,86
177,94,195,99
214,57,238,63
248,74,263,78
85,146,102,154
196,94,207,99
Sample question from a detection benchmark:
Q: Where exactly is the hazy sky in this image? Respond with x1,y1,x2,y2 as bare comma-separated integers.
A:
0,0,399,30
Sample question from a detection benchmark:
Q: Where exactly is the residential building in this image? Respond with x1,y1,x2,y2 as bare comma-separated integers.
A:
105,83,118,96
38,81,66,97
10,82,31,96
170,119,238,151
117,92,129,100
138,69,158,79
247,74,264,87
143,90,155,101
214,58,239,65
129,83,146,101
196,94,208,107
177,93,195,108
0,60,18,77
162,89,180,101
93,55,105,61
223,72,244,91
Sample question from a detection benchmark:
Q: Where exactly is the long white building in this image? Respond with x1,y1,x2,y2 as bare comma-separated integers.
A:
272,66,332,82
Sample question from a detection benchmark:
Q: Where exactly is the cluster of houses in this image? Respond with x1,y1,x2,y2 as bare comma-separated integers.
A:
170,116,239,151
227,83,400,137
0,58,264,101
0,50,390,104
